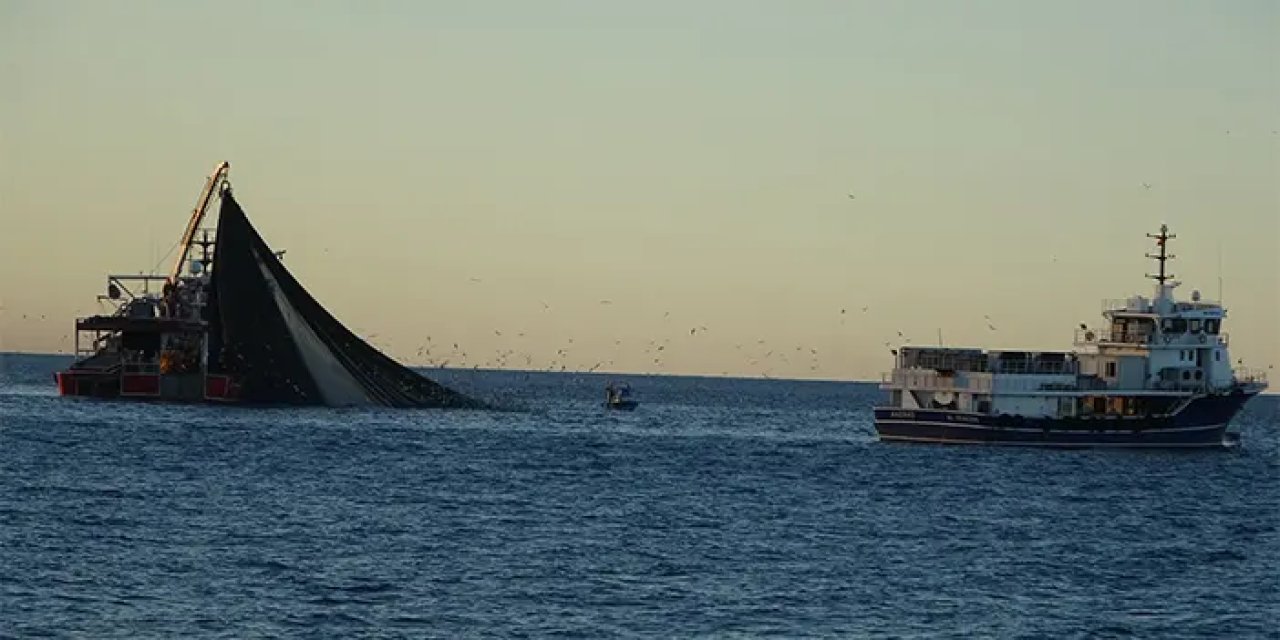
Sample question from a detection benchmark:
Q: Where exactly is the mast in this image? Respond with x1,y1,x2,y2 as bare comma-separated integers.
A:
1217,240,1223,306
169,161,231,285
1145,223,1176,301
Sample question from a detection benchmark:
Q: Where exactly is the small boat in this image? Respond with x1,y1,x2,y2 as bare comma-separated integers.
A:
604,383,639,411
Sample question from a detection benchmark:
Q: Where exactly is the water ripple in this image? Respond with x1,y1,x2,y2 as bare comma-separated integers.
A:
1,356,1277,637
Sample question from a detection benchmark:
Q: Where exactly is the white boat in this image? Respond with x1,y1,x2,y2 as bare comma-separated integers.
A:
874,224,1267,448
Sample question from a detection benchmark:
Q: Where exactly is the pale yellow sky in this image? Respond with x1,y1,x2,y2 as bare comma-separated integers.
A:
1,1,1277,379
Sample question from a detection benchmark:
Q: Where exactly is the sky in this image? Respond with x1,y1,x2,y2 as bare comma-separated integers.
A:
1,0,1277,380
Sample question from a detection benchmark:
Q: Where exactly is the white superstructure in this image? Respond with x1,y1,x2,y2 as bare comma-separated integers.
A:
879,224,1267,422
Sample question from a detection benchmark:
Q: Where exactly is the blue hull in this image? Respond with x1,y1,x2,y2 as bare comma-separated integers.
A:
873,391,1257,448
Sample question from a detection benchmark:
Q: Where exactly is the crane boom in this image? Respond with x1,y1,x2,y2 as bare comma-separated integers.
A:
169,161,231,284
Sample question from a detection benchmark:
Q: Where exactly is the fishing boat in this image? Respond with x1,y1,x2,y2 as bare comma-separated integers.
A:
874,224,1267,448
604,383,639,411
55,162,483,408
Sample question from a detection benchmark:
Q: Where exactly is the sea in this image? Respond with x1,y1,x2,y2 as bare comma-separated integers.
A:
1,353,1276,639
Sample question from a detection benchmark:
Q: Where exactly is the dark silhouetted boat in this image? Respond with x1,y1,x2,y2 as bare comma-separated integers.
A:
604,382,638,411
55,162,484,408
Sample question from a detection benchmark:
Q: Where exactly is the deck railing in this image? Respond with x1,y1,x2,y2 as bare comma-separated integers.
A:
1075,328,1229,347
1074,328,1154,345
1102,298,1146,313
880,370,1213,394
880,371,1086,393
1233,368,1269,385
122,363,160,375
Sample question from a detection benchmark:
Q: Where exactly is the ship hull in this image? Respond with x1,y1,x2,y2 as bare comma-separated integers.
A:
55,371,240,403
873,391,1257,448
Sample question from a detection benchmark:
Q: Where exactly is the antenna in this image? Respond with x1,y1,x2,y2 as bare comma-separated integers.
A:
1145,223,1176,287
1217,240,1223,305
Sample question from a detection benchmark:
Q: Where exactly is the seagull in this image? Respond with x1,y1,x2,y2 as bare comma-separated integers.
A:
1142,183,1152,190
847,193,856,200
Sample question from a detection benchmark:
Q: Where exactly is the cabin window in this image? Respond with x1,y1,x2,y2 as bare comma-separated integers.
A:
1182,370,1191,381
1205,319,1219,334
1189,319,1201,332
1171,318,1187,333
1105,362,1117,377
1194,370,1203,380
1215,351,1221,362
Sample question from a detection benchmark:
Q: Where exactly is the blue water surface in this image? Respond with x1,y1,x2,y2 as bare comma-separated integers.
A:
1,353,1276,638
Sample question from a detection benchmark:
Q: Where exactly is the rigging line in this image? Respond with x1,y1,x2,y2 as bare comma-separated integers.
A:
150,236,182,276
149,184,224,276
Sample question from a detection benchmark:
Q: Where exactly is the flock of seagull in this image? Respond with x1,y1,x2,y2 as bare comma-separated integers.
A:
360,291,1017,379
7,179,1277,378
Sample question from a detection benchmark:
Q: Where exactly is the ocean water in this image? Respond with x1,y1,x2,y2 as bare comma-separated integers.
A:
1,353,1276,638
